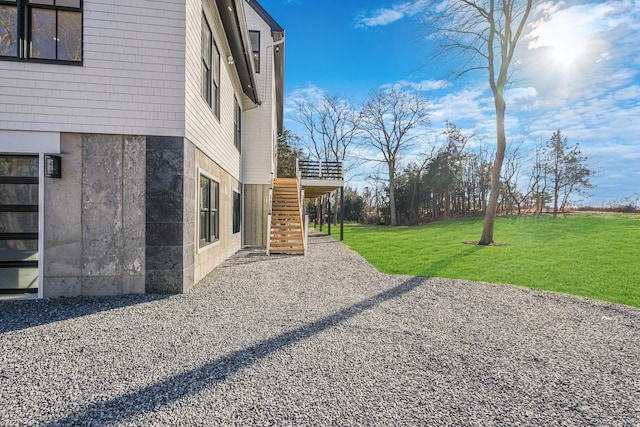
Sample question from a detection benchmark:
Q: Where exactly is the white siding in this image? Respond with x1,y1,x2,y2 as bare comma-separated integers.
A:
184,0,243,180
0,1,186,137
242,6,277,185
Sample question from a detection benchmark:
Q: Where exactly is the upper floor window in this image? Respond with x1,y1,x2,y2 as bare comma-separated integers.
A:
201,12,220,118
0,0,82,63
249,30,259,73
234,96,241,152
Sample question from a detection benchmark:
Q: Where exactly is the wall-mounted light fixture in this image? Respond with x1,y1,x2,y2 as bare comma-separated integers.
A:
44,155,61,178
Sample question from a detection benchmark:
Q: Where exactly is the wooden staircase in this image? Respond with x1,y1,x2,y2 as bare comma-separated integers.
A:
269,178,306,255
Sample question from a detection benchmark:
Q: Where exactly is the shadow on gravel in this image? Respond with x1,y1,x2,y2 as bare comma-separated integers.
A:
0,294,171,335
42,276,428,426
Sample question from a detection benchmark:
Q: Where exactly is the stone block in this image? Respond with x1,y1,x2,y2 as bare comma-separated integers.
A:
145,222,183,246
122,275,145,295
42,277,82,298
82,276,123,296
146,270,183,294
44,133,83,278
44,240,83,277
146,245,183,271
82,134,123,277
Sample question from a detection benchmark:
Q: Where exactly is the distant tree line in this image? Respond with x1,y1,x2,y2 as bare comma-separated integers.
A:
278,83,594,226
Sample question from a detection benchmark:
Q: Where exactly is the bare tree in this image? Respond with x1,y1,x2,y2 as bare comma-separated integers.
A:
295,94,360,170
500,138,528,214
295,94,362,226
421,0,533,243
358,87,431,226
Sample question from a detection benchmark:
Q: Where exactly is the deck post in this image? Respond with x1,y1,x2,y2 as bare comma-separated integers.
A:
340,186,344,241
327,195,331,236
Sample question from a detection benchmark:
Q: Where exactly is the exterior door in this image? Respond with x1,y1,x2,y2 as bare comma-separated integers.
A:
0,155,39,294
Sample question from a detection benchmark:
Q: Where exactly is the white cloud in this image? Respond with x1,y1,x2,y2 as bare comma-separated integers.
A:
380,79,453,92
355,0,429,28
506,87,538,102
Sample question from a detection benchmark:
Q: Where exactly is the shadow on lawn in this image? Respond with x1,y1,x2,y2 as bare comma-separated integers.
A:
417,244,485,277
42,276,428,426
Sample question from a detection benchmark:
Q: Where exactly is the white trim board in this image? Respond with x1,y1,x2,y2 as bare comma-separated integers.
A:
0,131,60,153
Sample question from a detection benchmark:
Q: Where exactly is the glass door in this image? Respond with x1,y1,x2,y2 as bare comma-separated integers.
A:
0,155,39,294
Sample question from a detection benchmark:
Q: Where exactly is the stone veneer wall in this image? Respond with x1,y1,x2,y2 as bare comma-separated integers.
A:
43,133,146,297
193,148,242,283
145,136,195,294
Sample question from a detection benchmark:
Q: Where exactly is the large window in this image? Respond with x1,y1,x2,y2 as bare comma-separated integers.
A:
199,175,219,246
0,0,82,63
233,190,241,234
249,30,259,72
201,12,220,118
0,155,39,294
234,96,242,152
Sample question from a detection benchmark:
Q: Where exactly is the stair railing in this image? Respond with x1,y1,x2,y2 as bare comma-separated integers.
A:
296,166,307,255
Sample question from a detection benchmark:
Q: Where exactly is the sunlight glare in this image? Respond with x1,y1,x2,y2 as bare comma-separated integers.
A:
528,11,592,68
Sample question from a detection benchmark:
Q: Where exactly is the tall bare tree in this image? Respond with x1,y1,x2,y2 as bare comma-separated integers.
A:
295,94,360,170
359,87,431,226
421,0,533,243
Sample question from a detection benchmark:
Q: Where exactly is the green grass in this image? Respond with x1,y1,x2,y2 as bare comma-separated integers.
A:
332,213,640,308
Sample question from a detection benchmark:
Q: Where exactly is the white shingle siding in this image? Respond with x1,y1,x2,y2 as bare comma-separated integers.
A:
184,0,243,180
0,1,186,137
242,5,277,185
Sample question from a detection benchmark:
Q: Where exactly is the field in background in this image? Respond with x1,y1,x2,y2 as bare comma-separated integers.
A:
332,213,639,307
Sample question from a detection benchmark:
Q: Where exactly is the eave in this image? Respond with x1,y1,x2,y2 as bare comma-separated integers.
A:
216,0,260,105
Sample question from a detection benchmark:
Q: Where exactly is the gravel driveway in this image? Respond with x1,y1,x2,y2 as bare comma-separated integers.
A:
1,232,639,426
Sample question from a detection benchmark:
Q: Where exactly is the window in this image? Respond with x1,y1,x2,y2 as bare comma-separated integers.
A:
233,190,241,234
201,13,212,106
199,175,219,245
234,96,242,152
249,30,259,72
212,39,220,118
201,13,220,117
0,0,82,63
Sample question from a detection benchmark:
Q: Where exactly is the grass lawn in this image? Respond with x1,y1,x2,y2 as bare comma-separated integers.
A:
329,213,640,308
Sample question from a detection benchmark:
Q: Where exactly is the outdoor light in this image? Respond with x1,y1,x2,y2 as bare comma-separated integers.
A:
44,155,61,178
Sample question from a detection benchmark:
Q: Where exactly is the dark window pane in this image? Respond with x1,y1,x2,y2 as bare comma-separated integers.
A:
0,6,18,57
201,14,212,105
199,211,208,241
0,267,38,290
30,8,56,59
212,181,219,239
233,192,241,233
212,42,219,84
249,30,260,72
249,31,259,49
57,10,81,61
0,156,38,177
200,176,210,209
0,240,38,252
0,212,38,233
0,184,38,205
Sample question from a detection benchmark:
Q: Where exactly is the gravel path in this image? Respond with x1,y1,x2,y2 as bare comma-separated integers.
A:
1,232,639,426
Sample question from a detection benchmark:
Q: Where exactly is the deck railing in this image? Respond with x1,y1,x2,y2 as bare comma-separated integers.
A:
297,160,343,180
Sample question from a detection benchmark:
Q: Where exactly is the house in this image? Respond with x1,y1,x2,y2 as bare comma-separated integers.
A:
0,0,285,298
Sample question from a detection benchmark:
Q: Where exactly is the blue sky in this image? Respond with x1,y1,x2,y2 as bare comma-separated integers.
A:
258,0,640,206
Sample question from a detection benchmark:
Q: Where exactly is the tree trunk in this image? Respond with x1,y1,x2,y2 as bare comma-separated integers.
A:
479,94,507,245
389,171,398,226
